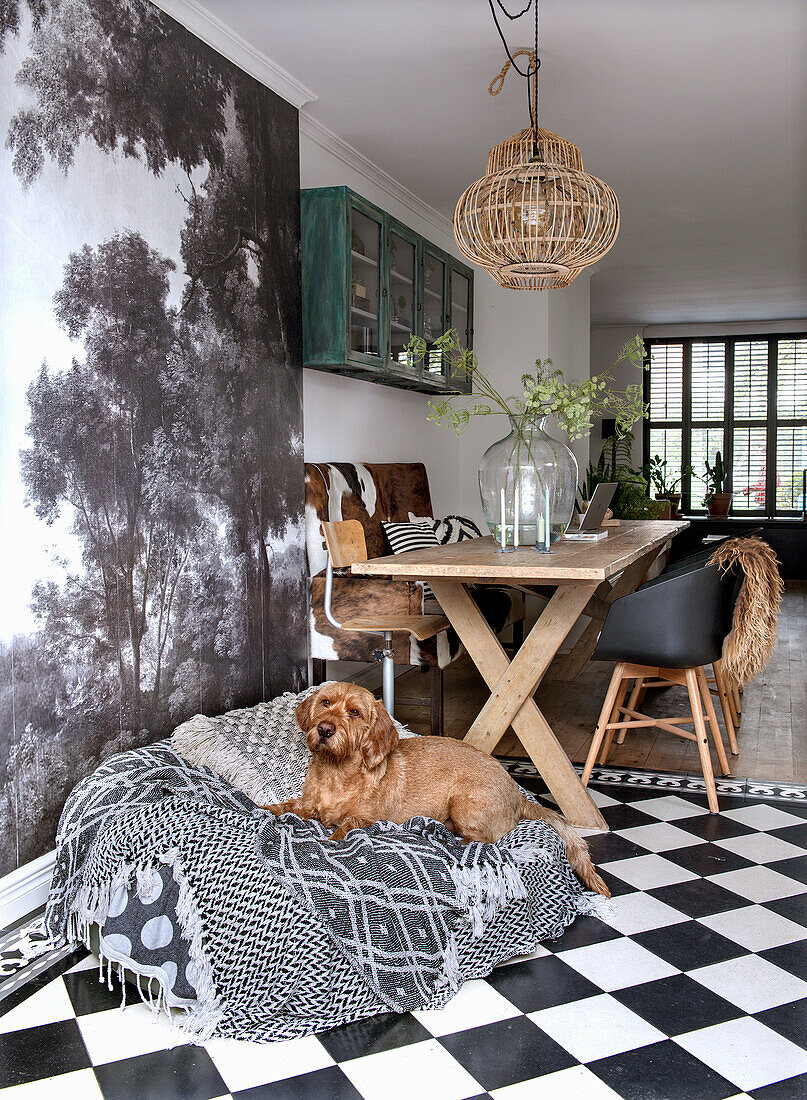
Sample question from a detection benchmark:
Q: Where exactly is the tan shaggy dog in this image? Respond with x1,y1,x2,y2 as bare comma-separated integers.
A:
263,682,609,897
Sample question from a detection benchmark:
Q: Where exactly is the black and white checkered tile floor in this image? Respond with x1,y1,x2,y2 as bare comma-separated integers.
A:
2,775,807,1100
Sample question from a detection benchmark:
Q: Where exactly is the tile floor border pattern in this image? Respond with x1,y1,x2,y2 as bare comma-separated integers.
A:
0,911,76,1005
1,779,807,1099
501,759,807,805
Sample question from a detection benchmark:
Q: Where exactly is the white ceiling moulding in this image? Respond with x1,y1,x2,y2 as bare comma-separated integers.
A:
149,0,317,109
298,114,453,242
150,0,452,244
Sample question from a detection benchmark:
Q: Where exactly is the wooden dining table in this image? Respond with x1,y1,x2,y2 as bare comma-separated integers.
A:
352,519,689,830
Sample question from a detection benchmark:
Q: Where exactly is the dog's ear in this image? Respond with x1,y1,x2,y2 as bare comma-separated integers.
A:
295,692,318,732
361,702,399,770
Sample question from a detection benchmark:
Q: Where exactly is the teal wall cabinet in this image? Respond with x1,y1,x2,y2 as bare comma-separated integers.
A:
301,187,473,394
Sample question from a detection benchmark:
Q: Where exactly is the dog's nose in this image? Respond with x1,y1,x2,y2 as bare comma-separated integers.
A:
317,722,335,739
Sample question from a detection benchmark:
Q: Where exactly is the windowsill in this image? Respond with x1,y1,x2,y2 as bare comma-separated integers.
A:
681,514,807,524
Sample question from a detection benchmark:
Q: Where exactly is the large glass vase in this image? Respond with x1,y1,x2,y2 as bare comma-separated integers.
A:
478,415,578,549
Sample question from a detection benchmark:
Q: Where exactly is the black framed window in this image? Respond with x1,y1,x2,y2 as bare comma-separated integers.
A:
644,334,807,516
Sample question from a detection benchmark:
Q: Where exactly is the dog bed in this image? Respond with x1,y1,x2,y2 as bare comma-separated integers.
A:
45,686,605,1043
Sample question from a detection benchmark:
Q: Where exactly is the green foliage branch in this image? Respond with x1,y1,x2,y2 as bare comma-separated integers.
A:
405,330,648,442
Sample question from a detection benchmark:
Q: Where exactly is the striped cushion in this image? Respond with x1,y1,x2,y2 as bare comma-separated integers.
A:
382,521,441,600
408,513,484,544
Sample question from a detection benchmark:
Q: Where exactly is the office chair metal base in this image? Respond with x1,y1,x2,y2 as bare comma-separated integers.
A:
379,631,395,717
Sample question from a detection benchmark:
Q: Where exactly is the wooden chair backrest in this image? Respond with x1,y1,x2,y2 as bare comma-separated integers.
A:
321,520,368,568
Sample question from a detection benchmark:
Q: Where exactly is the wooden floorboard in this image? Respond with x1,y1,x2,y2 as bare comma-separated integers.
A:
394,581,807,783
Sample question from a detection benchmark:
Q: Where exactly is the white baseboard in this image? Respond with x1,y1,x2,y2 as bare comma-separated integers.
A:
0,851,56,929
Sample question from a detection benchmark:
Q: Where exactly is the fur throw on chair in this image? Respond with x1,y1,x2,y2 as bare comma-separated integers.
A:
709,536,783,688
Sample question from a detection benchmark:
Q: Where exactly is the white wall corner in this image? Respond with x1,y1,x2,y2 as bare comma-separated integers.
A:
299,114,453,241
148,0,318,109
0,851,55,929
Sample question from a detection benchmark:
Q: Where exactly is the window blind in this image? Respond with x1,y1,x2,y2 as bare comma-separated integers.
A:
778,339,807,420
648,344,683,420
691,342,725,422
644,333,807,515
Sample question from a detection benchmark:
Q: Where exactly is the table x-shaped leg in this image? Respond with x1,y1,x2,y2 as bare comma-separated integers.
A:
547,544,665,682
430,579,606,829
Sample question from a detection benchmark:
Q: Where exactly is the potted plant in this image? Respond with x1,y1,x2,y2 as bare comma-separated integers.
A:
584,433,669,521
644,455,692,518
702,451,733,516
405,331,649,545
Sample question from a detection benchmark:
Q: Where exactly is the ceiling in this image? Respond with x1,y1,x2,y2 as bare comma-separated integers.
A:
198,0,807,326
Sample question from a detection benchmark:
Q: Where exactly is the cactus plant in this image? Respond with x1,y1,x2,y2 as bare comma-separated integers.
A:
702,450,732,512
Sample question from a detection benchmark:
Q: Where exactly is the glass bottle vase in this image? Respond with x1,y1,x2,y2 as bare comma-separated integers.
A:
478,415,578,550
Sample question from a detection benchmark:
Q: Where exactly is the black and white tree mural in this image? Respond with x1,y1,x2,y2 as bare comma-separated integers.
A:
0,0,306,873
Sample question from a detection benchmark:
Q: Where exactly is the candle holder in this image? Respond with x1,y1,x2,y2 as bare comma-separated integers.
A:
495,486,523,552
534,505,554,553
494,535,518,554
495,486,558,554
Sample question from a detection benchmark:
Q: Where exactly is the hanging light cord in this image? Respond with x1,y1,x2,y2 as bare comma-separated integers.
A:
486,0,540,155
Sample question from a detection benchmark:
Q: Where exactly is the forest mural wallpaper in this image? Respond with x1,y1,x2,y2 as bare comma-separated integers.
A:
0,0,306,874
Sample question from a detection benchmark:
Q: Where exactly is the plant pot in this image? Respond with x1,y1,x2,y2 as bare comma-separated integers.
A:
478,415,578,548
707,492,733,517
657,492,681,518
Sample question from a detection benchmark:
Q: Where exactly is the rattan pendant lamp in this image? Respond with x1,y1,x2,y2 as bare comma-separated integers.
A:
454,0,620,290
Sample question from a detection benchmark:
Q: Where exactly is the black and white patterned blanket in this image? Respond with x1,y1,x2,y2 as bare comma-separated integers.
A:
46,688,600,1042
257,812,561,1014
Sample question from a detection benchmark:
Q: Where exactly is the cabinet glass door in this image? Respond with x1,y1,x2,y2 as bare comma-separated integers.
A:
422,249,447,385
388,228,418,378
349,206,382,360
449,268,472,393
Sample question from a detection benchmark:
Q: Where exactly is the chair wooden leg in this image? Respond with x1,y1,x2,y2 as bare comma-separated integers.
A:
430,666,444,737
616,677,644,745
582,663,626,785
697,666,731,777
728,685,740,728
732,685,742,717
713,660,739,755
599,676,631,765
685,667,719,813
311,658,326,686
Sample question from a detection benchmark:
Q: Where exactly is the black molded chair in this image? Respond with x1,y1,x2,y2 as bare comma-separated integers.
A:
659,528,763,582
637,528,763,748
581,562,740,812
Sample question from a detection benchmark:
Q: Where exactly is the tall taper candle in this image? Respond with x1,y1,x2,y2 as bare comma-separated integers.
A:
513,486,520,548
500,487,506,549
544,485,551,550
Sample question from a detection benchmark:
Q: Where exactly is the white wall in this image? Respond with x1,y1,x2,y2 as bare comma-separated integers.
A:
589,324,645,467
547,274,592,477
300,132,591,527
